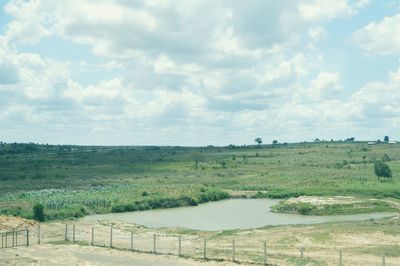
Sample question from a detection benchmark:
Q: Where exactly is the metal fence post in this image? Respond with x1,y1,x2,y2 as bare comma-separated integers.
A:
130,232,133,251
203,238,207,260
382,255,385,266
110,225,113,248
91,227,94,245
73,224,76,242
1,233,3,248
339,250,343,266
38,224,41,245
232,239,235,262
178,236,182,256
12,229,15,247
65,224,68,241
263,242,267,265
300,246,304,259
26,227,29,247
15,230,18,246
153,234,156,254
5,232,7,248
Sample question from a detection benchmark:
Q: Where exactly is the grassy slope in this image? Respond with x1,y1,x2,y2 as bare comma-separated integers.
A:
0,142,399,219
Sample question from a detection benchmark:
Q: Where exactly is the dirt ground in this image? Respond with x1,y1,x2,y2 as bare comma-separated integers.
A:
0,244,237,266
0,216,36,231
1,212,400,266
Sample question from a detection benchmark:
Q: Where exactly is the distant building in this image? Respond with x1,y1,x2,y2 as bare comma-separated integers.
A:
388,141,397,144
367,141,376,145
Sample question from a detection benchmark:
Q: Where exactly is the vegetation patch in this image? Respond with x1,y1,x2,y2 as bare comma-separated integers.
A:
1,142,399,220
352,244,400,257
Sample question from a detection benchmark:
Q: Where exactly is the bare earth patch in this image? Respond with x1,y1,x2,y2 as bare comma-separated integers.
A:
0,244,237,266
0,215,36,231
286,196,363,206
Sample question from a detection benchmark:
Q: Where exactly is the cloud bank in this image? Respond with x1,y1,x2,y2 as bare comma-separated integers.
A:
0,0,398,145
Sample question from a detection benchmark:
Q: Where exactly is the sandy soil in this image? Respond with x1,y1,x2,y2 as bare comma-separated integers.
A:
0,244,237,266
285,196,364,206
0,216,36,231
1,210,400,266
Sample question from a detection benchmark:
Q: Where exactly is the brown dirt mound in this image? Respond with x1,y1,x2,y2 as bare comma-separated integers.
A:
0,215,36,231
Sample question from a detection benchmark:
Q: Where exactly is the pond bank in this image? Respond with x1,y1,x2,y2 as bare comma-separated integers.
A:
272,196,400,215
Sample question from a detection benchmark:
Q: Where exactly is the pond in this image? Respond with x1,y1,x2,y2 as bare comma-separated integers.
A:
82,199,393,231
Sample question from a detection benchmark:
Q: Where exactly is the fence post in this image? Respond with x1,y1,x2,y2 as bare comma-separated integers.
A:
232,239,235,262
263,242,267,265
203,238,207,260
65,224,68,241
15,230,18,246
12,229,15,247
300,246,304,259
73,224,76,243
1,233,3,248
382,255,385,266
130,232,133,251
339,250,343,266
91,227,94,246
37,224,41,245
110,225,113,248
153,234,157,254
26,227,29,247
178,236,182,256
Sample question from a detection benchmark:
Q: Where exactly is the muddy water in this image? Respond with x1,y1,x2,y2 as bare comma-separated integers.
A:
82,199,393,231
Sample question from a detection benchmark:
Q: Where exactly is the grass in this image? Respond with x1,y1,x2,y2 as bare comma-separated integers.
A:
0,141,399,220
353,245,400,257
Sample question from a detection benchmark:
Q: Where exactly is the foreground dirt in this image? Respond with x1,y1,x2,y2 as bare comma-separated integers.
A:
0,244,237,266
1,212,400,265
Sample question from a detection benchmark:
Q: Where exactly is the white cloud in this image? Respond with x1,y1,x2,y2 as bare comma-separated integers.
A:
352,14,400,55
350,68,400,118
308,26,328,41
64,78,123,104
298,0,356,22
308,71,342,100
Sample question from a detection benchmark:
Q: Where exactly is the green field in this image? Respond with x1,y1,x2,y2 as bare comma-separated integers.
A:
0,141,399,220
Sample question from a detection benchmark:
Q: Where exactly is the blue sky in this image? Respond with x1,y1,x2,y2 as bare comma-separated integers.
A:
0,0,400,146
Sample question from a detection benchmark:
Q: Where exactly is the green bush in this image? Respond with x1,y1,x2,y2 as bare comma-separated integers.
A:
33,203,45,221
374,161,392,179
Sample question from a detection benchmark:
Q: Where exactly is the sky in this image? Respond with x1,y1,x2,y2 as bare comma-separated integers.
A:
0,0,400,146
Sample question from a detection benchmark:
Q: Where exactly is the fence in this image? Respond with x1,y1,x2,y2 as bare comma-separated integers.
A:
0,224,397,265
1,228,29,249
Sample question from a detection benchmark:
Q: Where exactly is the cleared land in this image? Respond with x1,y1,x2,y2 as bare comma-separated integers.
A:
1,215,400,265
0,243,235,266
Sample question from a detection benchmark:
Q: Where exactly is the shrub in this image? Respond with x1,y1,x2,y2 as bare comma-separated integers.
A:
33,203,45,221
382,153,391,162
297,203,314,215
374,161,392,179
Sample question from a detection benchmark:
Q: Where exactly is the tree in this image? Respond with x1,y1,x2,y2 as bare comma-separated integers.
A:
191,152,204,170
254,137,263,145
384,136,389,142
33,203,45,221
382,153,391,162
272,140,278,145
374,161,392,180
